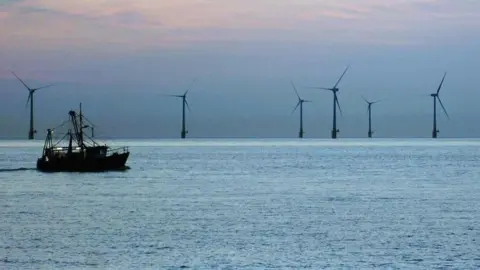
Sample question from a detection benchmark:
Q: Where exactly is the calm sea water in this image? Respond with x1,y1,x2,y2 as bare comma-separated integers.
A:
1,138,480,269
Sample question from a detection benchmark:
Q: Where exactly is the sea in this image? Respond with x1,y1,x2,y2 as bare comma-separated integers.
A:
1,138,480,269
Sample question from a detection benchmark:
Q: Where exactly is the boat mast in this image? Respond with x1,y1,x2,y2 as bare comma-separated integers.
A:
42,128,53,156
67,129,73,154
79,103,84,150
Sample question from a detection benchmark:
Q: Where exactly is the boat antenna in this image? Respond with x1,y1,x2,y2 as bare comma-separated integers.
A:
80,114,98,145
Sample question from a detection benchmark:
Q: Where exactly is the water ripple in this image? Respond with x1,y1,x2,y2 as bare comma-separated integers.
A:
1,139,480,269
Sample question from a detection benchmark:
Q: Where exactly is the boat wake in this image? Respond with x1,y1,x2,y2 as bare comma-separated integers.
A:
0,168,36,172
0,166,130,173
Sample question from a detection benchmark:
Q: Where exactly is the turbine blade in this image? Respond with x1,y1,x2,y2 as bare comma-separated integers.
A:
309,87,332,92
33,84,54,91
436,72,447,94
162,94,183,98
437,96,450,119
291,101,300,115
184,78,197,95
185,99,192,112
25,92,32,108
335,94,343,116
11,71,31,91
333,65,350,89
291,80,301,100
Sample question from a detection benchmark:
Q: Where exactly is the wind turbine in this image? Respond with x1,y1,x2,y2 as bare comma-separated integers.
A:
290,81,311,138
430,72,449,138
11,71,53,140
310,66,349,139
362,96,381,138
165,79,196,139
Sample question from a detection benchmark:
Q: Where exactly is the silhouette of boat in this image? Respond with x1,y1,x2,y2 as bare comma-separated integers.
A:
36,104,130,172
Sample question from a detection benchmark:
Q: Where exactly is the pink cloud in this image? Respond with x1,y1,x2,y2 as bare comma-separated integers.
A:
0,0,479,52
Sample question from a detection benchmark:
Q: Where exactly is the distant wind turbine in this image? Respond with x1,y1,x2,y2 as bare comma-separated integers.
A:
290,81,311,138
165,79,197,139
310,65,349,139
11,71,54,140
362,96,381,138
430,72,449,138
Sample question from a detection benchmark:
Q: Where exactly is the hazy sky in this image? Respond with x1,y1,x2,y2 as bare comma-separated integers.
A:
1,0,480,138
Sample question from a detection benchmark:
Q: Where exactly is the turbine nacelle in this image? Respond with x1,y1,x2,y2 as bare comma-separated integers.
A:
362,96,381,106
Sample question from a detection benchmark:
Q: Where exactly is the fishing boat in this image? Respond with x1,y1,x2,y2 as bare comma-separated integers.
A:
36,104,130,172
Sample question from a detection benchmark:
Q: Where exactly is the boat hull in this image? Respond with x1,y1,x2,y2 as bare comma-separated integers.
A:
36,152,130,172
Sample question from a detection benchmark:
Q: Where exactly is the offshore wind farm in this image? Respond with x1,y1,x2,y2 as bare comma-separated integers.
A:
1,0,478,141
0,66,460,140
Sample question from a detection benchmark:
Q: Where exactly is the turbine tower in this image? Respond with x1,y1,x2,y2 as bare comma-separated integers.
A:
11,71,53,140
362,96,381,138
430,72,449,138
290,81,311,138
166,79,196,139
311,66,349,139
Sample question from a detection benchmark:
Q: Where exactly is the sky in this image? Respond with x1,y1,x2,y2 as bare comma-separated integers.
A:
1,0,480,139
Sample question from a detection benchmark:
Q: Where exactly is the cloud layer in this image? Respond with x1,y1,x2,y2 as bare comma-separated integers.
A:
1,0,479,52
